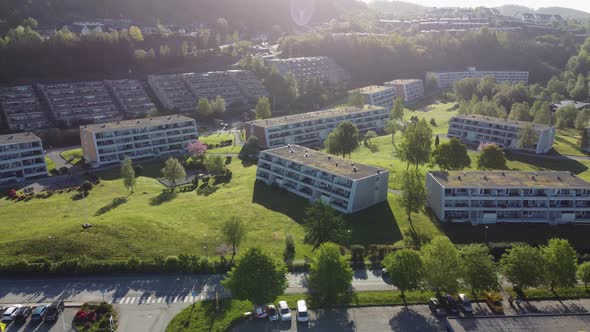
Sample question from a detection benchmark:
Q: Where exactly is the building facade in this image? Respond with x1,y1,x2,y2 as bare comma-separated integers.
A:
384,79,425,102
426,67,529,89
246,105,390,149
80,115,198,166
0,132,47,185
0,86,51,131
105,79,156,118
448,114,555,154
426,171,590,225
349,85,396,108
256,145,389,214
265,57,350,85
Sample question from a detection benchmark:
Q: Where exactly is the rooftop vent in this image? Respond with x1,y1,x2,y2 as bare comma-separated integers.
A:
101,125,106,128
351,162,355,166
462,172,466,176
377,169,381,174
116,121,120,124
335,162,339,167
483,175,488,181
289,149,294,154
557,176,562,181
457,175,462,181
8,135,13,139
328,156,332,161
304,153,309,158
167,117,171,120
353,167,358,173
501,172,505,176
531,175,536,181
136,120,140,123
287,144,291,148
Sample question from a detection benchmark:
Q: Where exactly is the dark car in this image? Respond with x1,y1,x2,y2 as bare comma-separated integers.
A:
440,294,461,315
14,306,31,323
44,300,64,322
31,305,47,321
428,298,447,317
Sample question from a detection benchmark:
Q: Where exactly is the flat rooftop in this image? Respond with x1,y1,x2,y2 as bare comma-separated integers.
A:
248,105,387,128
429,69,528,74
353,85,393,94
452,114,551,130
447,314,590,332
553,100,590,110
0,132,41,145
385,79,422,85
81,114,194,133
428,171,590,189
264,145,387,180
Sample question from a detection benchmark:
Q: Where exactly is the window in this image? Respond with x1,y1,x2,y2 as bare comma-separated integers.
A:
375,186,380,190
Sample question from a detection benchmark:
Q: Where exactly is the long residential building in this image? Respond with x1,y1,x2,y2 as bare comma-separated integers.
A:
0,86,51,131
105,79,155,118
0,132,47,185
426,171,590,225
265,57,350,85
426,67,529,89
384,79,425,102
256,145,389,214
80,115,198,167
349,85,396,108
246,105,390,149
447,114,555,154
147,74,195,114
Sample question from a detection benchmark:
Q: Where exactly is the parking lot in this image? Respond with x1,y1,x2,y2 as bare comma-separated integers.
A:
3,308,77,332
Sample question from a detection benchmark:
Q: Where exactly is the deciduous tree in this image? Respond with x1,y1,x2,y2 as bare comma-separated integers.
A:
399,170,427,234
431,138,471,170
517,124,539,150
421,237,461,295
348,90,365,108
477,144,507,170
542,238,578,291
500,244,545,290
391,97,404,120
459,244,499,299
161,157,186,191
196,98,213,118
204,155,225,175
324,121,359,158
307,242,354,305
128,25,144,42
221,216,247,263
397,118,432,170
577,262,590,290
212,96,226,114
255,97,272,119
382,249,423,303
120,157,136,193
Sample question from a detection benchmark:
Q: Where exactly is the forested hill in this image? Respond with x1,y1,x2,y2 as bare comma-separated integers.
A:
496,5,590,20
368,1,429,17
0,0,366,31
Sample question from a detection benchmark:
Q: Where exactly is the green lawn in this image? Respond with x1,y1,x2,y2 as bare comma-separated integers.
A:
45,156,56,173
200,132,241,154
552,129,588,157
60,148,84,165
403,102,458,135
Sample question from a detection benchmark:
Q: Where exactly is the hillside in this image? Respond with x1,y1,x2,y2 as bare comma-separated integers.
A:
368,0,429,17
496,4,590,20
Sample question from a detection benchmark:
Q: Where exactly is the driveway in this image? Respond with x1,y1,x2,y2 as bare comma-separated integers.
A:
45,145,80,170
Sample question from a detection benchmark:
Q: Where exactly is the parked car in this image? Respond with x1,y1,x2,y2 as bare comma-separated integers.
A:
31,305,48,321
44,300,64,322
253,305,268,319
296,300,309,323
485,292,504,314
457,294,473,314
278,301,292,321
267,304,279,321
440,294,461,315
428,298,447,317
14,306,31,323
2,305,23,322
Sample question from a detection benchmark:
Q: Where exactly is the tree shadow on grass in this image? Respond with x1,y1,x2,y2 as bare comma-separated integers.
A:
149,190,178,206
197,184,219,196
95,197,128,216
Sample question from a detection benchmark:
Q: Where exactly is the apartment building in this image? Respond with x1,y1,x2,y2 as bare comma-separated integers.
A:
349,85,396,108
384,79,425,102
426,171,590,225
80,115,198,166
265,57,350,85
246,105,390,149
182,71,245,106
226,70,269,102
256,145,389,214
38,81,122,127
448,114,555,154
147,74,196,114
426,67,529,89
0,86,52,131
105,79,156,118
0,132,47,185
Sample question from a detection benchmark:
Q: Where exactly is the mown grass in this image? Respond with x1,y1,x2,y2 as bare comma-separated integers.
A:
200,132,240,154
166,299,251,332
552,129,587,157
45,156,56,173
403,102,458,135
60,148,84,165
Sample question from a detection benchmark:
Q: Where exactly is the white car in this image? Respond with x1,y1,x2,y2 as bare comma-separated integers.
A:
296,300,309,323
267,304,279,321
2,305,23,322
458,293,474,314
278,301,292,321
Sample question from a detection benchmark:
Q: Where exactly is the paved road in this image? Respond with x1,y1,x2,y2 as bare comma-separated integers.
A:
116,303,187,332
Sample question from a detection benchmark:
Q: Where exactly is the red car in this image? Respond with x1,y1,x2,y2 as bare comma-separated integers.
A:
253,306,268,319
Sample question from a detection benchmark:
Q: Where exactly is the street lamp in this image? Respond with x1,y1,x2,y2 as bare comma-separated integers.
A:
204,233,208,259
48,235,56,263
484,225,489,243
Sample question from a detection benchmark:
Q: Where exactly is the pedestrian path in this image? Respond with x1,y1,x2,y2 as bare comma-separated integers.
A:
110,294,209,305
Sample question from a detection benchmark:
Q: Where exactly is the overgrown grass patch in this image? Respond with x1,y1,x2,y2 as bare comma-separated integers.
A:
60,148,84,165
45,156,56,173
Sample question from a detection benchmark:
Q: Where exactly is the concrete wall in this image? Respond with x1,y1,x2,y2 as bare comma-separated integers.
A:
425,172,445,221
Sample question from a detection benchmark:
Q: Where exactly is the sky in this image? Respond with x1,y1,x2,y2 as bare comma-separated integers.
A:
365,0,590,14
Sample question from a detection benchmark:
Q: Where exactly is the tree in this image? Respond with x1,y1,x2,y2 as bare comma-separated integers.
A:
477,144,507,170
196,98,213,118
221,216,247,263
397,119,432,170
187,140,207,157
575,110,590,131
348,90,365,108
283,234,296,263
391,96,404,120
577,262,590,290
509,102,531,121
364,130,377,143
533,105,553,125
324,121,359,158
500,244,546,290
431,138,471,170
555,104,578,129
120,157,136,193
459,244,499,299
434,135,440,146
204,155,225,175
307,242,353,305
22,17,38,29
384,120,403,148
128,25,144,42
161,157,186,191
421,236,461,295
255,97,272,119
382,249,423,303
303,202,349,250
517,124,539,150
221,247,287,305
399,170,427,234
570,74,588,101
542,238,578,291
212,96,226,114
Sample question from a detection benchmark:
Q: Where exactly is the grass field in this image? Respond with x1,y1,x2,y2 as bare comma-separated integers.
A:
403,102,458,135
200,132,241,154
45,157,56,173
60,148,84,165
552,129,588,157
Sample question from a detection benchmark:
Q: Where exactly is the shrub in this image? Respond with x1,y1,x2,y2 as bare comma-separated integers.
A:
133,164,144,177
225,156,232,165
430,118,437,127
164,256,179,271
79,181,93,192
49,169,59,176
7,189,17,198
59,166,69,174
350,245,365,263
283,234,295,263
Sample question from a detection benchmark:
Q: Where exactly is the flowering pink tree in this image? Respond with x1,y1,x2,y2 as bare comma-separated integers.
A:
477,142,499,152
187,140,207,157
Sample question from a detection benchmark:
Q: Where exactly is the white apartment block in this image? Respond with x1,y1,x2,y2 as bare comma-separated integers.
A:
0,86,51,131
426,171,590,225
349,85,396,108
0,132,47,185
448,114,555,154
426,67,529,89
38,81,122,127
265,57,350,85
105,79,156,118
246,105,389,149
80,115,198,167
257,145,389,214
384,79,425,102
147,74,196,114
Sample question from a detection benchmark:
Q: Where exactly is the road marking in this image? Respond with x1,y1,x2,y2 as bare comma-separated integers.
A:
173,296,179,303
129,297,136,304
146,297,152,304
184,296,189,303
123,297,130,304
157,297,163,303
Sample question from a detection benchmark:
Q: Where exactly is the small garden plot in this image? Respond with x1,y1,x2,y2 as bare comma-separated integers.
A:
74,302,117,332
